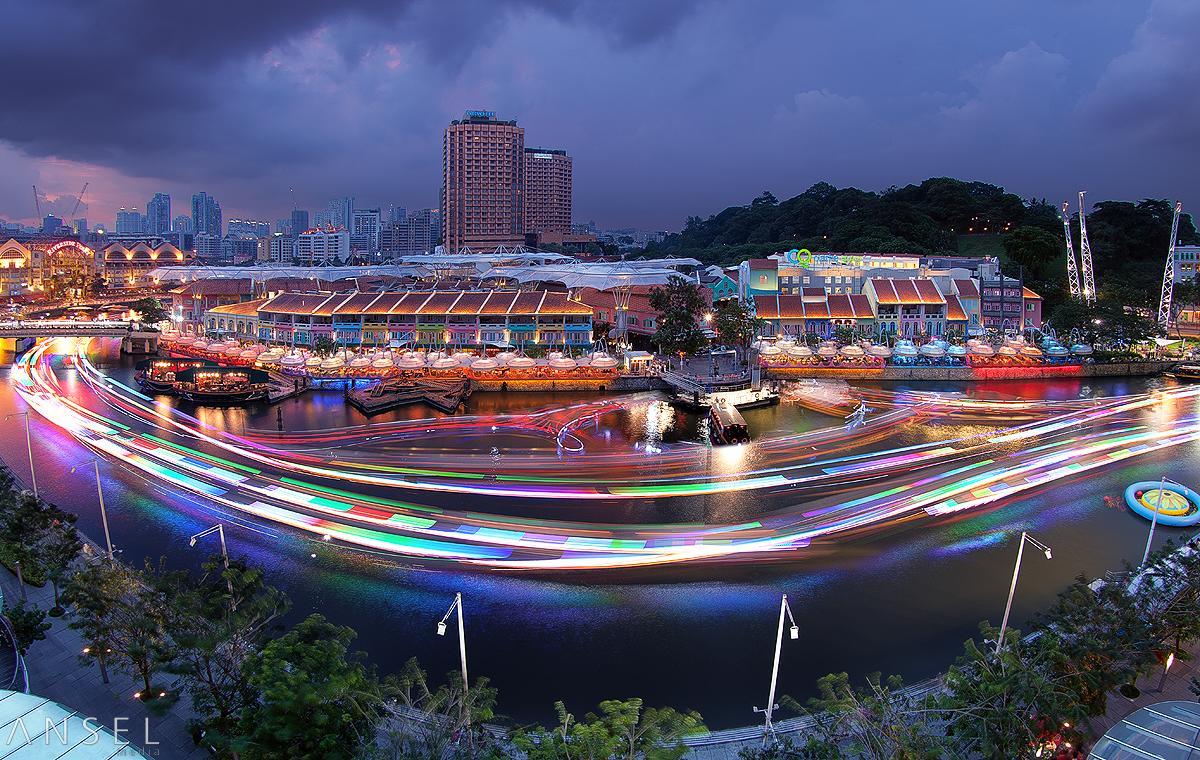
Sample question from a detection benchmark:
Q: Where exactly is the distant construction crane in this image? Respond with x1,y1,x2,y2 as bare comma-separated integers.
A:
69,182,89,219
1062,201,1082,301
1158,201,1183,330
31,186,41,218
1078,191,1097,305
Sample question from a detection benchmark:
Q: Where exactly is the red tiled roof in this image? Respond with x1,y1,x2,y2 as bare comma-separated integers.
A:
1022,287,1041,300
509,291,545,315
448,292,488,314
953,279,979,299
752,295,779,319
827,294,855,319
944,294,967,322
868,278,901,305
912,279,944,304
800,287,826,300
776,295,805,319
848,294,872,318
748,258,777,270
171,279,254,297
417,292,462,314
804,300,830,318
537,291,593,315
259,292,336,315
479,291,519,315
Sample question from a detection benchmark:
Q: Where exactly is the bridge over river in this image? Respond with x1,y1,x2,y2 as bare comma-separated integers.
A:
0,320,159,353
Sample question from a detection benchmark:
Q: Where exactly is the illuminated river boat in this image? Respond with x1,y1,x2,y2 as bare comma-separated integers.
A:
173,366,271,404
133,358,215,393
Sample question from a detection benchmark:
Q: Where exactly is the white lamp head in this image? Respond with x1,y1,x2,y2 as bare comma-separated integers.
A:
436,621,447,637
1044,548,1052,560
789,625,799,640
188,538,197,548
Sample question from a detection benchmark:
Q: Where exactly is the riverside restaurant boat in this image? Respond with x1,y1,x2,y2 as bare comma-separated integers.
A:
134,358,216,393
709,400,750,445
173,366,271,404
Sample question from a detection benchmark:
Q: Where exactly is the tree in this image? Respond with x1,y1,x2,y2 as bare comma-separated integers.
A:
649,276,709,358
0,491,57,590
106,559,179,702
166,555,290,750
130,296,169,324
40,511,82,616
63,559,125,683
940,625,1088,759
312,335,339,356
3,600,50,656
231,614,385,760
1002,226,1064,305
714,299,761,353
378,657,502,759
789,672,945,759
593,320,614,343
515,698,704,760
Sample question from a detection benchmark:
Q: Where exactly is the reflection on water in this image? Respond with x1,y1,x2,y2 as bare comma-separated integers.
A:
0,343,1194,728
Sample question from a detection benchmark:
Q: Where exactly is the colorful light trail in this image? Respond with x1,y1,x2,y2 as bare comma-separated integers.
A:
12,339,1200,570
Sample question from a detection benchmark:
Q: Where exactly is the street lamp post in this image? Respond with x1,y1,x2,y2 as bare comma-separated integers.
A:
189,523,235,609
1142,476,1176,567
437,592,470,728
70,460,113,562
754,593,799,745
5,412,37,498
996,531,1052,656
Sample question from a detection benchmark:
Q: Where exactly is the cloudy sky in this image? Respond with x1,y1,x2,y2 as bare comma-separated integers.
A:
1,0,1196,231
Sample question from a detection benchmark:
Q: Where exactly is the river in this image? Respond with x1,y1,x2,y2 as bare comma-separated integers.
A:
0,340,1194,730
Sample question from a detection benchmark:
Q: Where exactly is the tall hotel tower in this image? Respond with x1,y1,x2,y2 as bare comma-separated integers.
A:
441,110,525,252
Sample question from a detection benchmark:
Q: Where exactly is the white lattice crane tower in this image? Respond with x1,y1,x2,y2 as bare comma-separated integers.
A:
1158,202,1183,330
1062,201,1082,300
1078,191,1097,305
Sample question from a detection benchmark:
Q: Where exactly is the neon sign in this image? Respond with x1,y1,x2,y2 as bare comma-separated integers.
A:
782,249,864,268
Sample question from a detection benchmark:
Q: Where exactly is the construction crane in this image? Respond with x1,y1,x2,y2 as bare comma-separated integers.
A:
68,182,88,219
1078,191,1097,305
1062,201,1082,300
1157,201,1183,330
31,186,41,218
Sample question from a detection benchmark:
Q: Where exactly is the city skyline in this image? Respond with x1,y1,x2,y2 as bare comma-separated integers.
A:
1,1,1197,234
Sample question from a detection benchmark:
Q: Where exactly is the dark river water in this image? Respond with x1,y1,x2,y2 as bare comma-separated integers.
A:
1,341,1196,730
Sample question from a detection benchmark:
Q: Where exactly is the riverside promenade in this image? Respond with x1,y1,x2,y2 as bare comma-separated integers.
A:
0,563,206,758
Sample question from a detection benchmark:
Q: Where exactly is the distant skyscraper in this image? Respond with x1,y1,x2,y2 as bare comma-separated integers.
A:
351,208,381,256
442,110,524,252
326,197,354,230
191,192,222,235
72,218,87,235
172,215,194,234
381,208,440,258
227,219,271,238
523,147,572,236
115,208,144,235
194,233,223,264
41,215,64,234
294,227,349,266
145,193,171,235
444,109,523,252
387,205,407,224
313,210,330,228
290,209,310,236
274,218,290,234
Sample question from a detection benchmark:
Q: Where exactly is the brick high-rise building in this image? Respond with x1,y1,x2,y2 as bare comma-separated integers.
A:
441,110,524,252
523,148,572,236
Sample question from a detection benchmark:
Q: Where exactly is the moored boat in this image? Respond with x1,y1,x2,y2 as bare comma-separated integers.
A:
174,366,271,404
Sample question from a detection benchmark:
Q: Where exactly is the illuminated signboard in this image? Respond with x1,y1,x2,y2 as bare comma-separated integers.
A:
782,249,864,268
464,110,496,120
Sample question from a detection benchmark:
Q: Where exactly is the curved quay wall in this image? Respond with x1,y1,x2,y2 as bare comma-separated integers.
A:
765,361,1176,382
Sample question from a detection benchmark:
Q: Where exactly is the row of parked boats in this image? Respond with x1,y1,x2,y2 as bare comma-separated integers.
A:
754,335,1094,367
160,333,620,378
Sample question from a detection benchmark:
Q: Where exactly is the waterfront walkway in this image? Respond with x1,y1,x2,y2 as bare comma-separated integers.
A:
0,566,206,758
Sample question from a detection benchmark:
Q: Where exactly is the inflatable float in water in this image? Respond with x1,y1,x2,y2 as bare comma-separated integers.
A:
1124,481,1200,527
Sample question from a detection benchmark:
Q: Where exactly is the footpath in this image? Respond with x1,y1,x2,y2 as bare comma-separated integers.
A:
0,565,206,758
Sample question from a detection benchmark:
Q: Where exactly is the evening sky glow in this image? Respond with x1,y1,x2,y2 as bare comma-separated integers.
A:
1,0,1197,229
